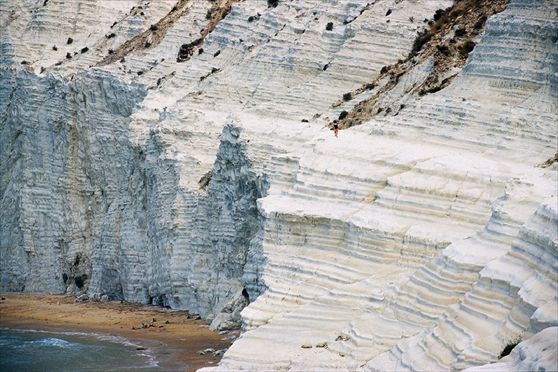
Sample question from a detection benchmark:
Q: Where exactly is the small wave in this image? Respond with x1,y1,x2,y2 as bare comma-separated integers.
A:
29,337,76,348
1,327,159,368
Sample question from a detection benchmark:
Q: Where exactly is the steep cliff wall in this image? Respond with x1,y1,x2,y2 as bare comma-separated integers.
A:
1,0,556,370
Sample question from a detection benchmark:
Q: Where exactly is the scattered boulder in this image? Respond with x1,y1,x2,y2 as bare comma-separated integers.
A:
209,288,250,331
66,37,73,45
75,294,89,302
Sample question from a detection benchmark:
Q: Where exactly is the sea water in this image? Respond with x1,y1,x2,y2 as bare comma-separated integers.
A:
0,328,159,371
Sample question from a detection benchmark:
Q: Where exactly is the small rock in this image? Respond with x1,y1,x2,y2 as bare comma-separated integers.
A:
301,344,312,349
75,294,88,302
136,346,146,350
165,320,170,324
213,348,227,357
316,342,327,348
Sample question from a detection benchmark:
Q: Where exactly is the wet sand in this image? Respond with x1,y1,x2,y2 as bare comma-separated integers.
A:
0,293,234,371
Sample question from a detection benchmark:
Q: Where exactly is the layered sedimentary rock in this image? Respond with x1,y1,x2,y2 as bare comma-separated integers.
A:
1,0,556,370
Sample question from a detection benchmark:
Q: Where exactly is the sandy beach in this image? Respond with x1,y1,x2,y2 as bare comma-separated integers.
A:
0,293,234,371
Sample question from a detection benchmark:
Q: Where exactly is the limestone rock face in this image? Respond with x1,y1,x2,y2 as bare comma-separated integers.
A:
1,0,557,369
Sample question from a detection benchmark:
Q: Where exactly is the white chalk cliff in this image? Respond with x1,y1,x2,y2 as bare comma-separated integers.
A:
0,0,556,370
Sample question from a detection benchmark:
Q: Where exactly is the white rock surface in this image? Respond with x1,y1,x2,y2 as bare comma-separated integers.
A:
0,0,556,370
464,327,558,372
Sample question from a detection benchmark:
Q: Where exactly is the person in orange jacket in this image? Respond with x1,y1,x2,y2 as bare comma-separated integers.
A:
333,123,339,137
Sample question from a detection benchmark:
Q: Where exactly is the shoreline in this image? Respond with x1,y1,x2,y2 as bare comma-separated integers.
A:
0,293,234,371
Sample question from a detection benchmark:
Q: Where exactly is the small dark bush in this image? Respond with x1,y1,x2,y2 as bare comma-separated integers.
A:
474,16,487,30
198,48,204,55
325,22,333,31
267,0,279,8
301,119,309,123
80,47,89,53
66,37,73,45
206,9,212,20
106,32,116,39
342,92,352,101
385,9,392,16
323,63,329,71
499,340,520,358
137,70,143,76
454,28,466,37
108,49,114,54
419,86,442,96
437,44,450,55
364,82,376,90
380,65,389,74
21,60,28,65
459,39,476,57
62,273,68,284
150,24,158,31
248,16,255,22
410,32,432,55
213,50,221,57
385,107,392,114
433,9,445,21
377,107,383,114
52,45,58,51
66,52,72,59
338,110,349,120
111,21,117,28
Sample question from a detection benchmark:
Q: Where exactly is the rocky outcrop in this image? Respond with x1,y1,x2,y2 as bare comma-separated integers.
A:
1,0,556,369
